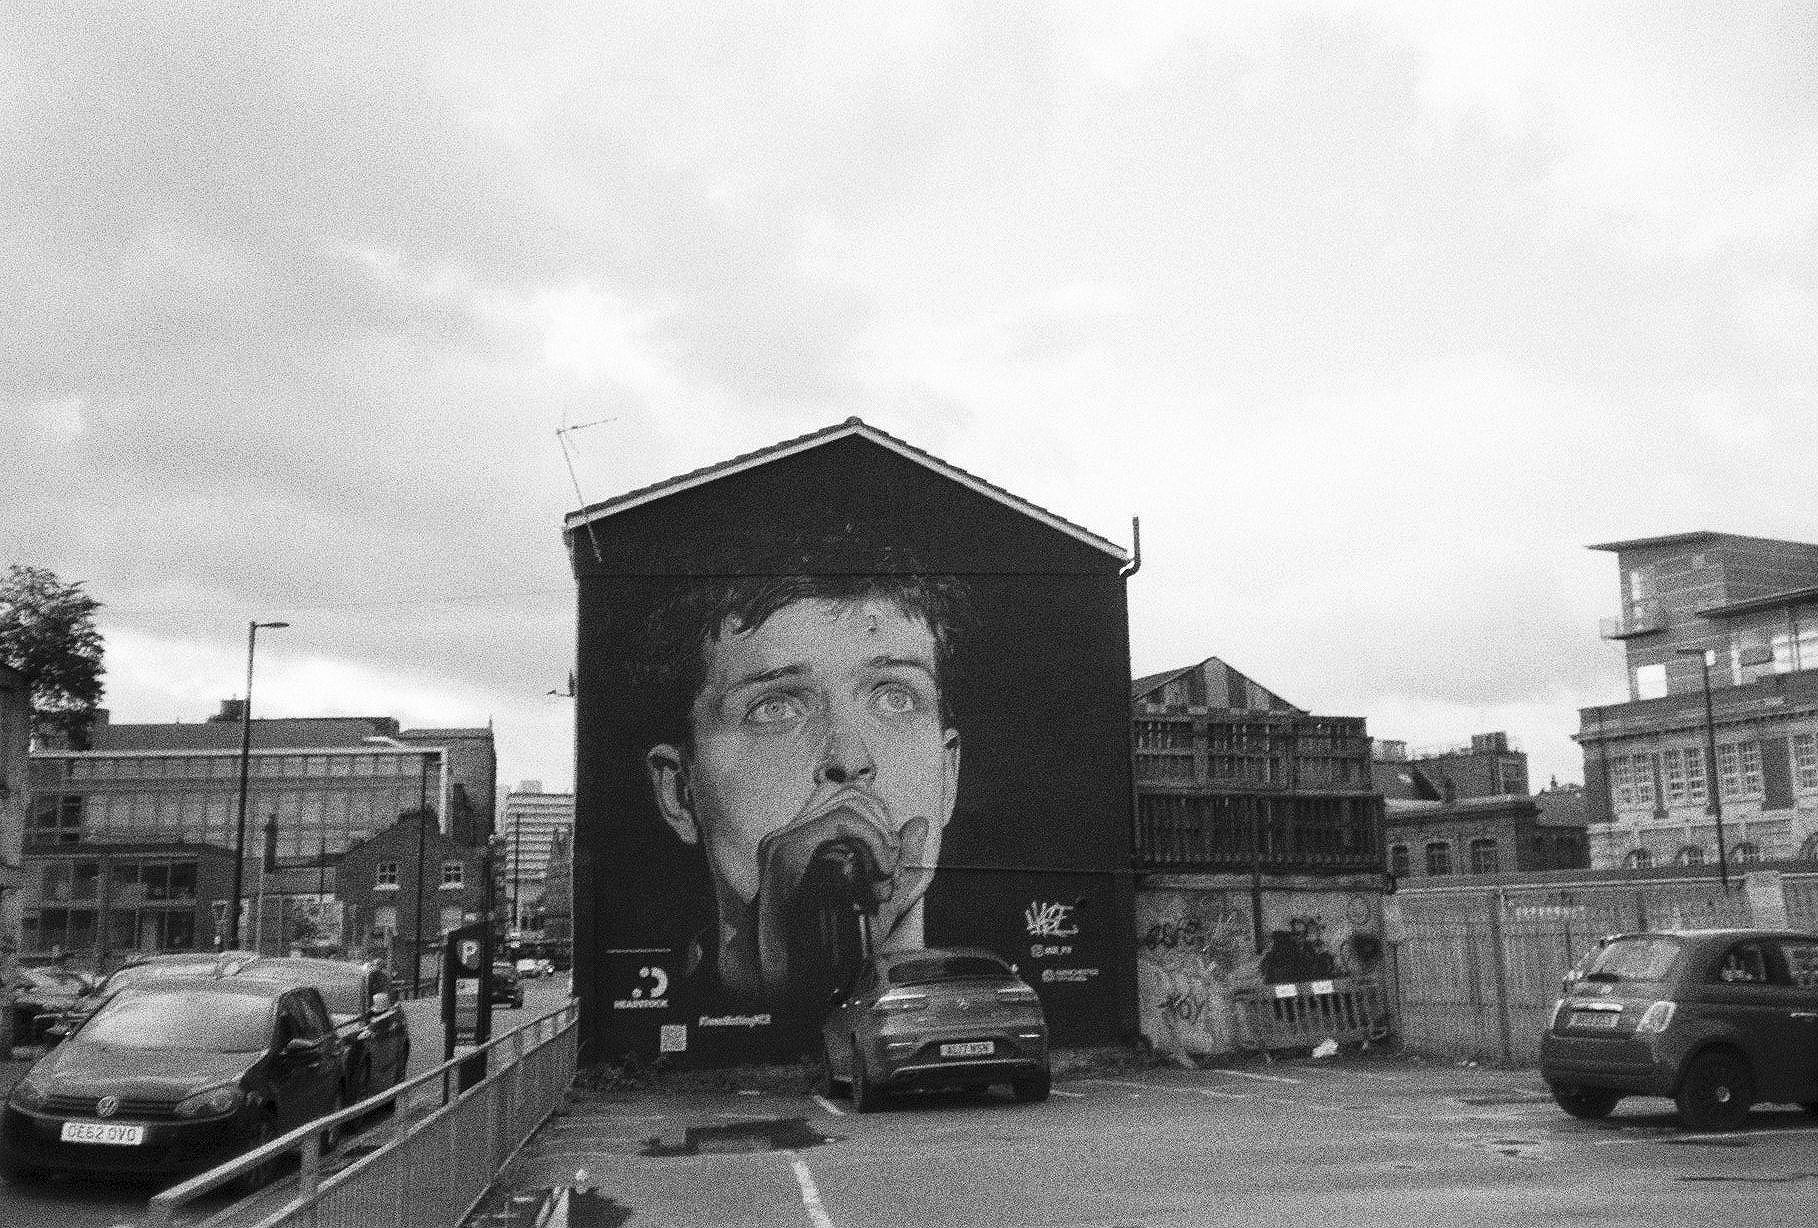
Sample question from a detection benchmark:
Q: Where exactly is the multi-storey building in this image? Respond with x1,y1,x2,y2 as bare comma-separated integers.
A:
1,666,29,982
1132,657,1381,875
498,781,573,928
1373,734,1587,881
1578,531,1818,868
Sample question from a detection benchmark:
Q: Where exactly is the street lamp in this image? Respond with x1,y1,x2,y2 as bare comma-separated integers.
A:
411,750,438,996
1676,647,1730,889
226,620,288,950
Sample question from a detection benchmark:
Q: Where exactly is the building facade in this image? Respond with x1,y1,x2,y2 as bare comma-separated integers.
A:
1578,532,1818,868
499,781,573,929
338,812,497,987
1,666,30,1034
1374,734,1587,881
9,842,237,968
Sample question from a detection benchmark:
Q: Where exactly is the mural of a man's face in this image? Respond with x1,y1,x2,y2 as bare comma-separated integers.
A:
646,595,961,1008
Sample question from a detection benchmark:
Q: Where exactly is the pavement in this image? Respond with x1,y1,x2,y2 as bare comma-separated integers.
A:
459,1050,1818,1228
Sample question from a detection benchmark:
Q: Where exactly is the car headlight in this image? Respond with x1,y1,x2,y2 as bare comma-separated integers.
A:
1633,1001,1676,1035
175,1086,246,1119
997,985,1039,1004
7,1077,49,1111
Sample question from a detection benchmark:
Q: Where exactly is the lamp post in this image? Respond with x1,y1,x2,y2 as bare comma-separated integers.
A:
1676,647,1730,889
411,750,436,996
226,620,288,950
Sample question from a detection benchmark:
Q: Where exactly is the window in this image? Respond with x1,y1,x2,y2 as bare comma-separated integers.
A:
1714,942,1768,984
1610,756,1635,807
439,904,464,934
1635,663,1667,700
376,860,400,889
1718,743,1742,797
1389,844,1410,879
1624,848,1653,869
28,795,83,844
1781,940,1818,989
1739,741,1762,795
1469,839,1499,875
1675,845,1704,866
1425,842,1452,877
1684,748,1708,804
1732,842,1761,865
440,860,465,889
1795,734,1818,791
1631,754,1656,807
1664,751,1687,805
371,905,398,937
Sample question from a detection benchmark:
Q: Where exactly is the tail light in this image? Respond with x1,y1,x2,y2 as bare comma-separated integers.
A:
1549,998,1568,1029
997,985,1039,1004
1634,1001,1676,1034
872,991,928,1014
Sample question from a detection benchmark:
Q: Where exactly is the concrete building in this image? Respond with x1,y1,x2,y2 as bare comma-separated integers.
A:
1373,734,1587,881
1578,532,1818,868
11,842,237,968
1,666,29,1047
498,781,573,929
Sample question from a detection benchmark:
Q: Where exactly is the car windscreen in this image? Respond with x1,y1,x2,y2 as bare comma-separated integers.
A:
1576,936,1683,984
108,961,213,991
888,955,1011,985
82,990,274,1052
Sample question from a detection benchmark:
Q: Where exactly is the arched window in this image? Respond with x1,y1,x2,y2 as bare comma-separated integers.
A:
1389,844,1410,879
1425,842,1453,877
1732,842,1761,865
1624,848,1653,869
1675,846,1704,867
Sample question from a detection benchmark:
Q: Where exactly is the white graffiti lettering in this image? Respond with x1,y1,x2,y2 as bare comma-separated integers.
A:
1025,901,1079,938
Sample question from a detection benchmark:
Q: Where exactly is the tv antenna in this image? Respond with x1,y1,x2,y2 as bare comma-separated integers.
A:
557,416,616,564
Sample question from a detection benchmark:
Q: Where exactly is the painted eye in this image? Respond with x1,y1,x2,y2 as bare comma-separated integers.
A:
746,694,803,725
873,684,919,715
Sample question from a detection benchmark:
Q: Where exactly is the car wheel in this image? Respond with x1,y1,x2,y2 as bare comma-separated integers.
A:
850,1043,885,1114
1012,1069,1051,1104
1550,1087,1621,1120
1675,1051,1755,1131
235,1115,282,1194
818,1041,846,1098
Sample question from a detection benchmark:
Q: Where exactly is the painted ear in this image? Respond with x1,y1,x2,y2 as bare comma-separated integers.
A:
939,729,961,828
645,745,699,846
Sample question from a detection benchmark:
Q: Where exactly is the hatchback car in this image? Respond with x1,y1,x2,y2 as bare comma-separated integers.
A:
4,966,96,1046
35,951,259,1047
820,947,1049,1112
1540,928,1818,1130
1,975,345,1187
490,962,524,1010
226,957,410,1106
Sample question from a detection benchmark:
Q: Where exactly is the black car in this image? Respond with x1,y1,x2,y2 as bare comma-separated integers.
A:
36,951,259,1046
1540,928,1818,1130
4,966,95,1046
489,962,524,1010
1,975,345,1187
226,957,411,1106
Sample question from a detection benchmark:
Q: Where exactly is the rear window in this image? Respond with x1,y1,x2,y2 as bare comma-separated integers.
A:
83,989,274,1053
1575,935,1684,984
236,966,365,1016
888,955,1011,985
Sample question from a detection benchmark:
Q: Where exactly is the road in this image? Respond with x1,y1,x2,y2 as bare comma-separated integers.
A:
467,1052,1818,1228
0,974,571,1228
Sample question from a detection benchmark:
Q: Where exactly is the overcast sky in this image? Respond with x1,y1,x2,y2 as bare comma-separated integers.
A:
5,2,1814,795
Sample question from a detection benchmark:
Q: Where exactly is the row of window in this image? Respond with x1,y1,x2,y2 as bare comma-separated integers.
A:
52,752,439,781
1605,734,1818,808
373,859,466,889
1389,839,1502,878
22,906,198,955
32,789,438,858
1621,843,1763,869
30,858,201,904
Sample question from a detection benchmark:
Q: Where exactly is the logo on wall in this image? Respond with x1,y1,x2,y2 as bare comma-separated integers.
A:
613,966,670,1010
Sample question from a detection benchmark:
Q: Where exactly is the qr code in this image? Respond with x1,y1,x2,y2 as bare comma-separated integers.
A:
659,1024,688,1053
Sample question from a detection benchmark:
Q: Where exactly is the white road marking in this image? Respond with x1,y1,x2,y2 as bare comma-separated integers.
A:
1209,1067,1302,1084
811,1094,847,1116
1051,1089,1085,1098
788,1150,839,1228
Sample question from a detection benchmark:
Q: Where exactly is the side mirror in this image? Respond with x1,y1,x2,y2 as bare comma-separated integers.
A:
371,991,393,1013
281,1037,319,1058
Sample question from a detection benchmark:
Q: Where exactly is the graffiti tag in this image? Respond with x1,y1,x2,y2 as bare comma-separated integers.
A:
1025,901,1079,938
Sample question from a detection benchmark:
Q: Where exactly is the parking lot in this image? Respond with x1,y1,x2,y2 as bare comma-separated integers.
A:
469,1052,1818,1228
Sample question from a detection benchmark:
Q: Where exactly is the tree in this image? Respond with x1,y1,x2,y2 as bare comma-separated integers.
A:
0,565,105,749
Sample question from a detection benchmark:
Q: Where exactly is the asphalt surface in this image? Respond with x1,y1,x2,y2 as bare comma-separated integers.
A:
0,975,571,1228
465,1052,1818,1228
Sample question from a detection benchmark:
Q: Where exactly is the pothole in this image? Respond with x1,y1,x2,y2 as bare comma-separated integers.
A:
640,1116,835,1156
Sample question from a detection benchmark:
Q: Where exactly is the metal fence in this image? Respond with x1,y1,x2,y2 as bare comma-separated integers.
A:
146,1002,578,1228
1235,977,1392,1055
1388,875,1794,1065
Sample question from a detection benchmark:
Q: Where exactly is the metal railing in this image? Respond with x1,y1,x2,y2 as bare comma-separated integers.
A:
146,1001,578,1228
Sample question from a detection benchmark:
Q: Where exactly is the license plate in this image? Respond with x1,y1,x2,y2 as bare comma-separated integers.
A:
60,1121,145,1146
940,1041,994,1058
1570,1010,1620,1030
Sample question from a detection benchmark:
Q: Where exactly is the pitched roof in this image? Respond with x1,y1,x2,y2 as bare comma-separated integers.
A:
563,417,1129,562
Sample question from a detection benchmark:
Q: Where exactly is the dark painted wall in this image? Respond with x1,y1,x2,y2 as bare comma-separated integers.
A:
568,435,1136,1066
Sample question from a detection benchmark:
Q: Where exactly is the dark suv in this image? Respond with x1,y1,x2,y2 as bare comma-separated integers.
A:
1540,928,1818,1130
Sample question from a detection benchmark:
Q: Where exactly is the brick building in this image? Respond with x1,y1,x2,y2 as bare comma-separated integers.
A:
1578,532,1818,868
338,810,499,988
